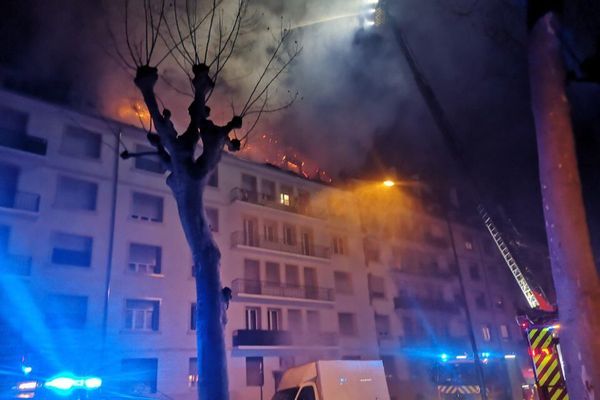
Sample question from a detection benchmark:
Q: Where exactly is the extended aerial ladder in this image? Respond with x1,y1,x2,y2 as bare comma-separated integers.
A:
362,3,565,398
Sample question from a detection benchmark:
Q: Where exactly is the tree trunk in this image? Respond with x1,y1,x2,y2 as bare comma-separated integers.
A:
170,175,229,399
528,12,600,399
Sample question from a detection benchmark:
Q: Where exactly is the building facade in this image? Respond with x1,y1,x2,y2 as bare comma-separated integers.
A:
0,88,539,399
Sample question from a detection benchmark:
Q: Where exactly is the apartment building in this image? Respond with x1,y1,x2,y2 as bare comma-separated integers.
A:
0,88,537,399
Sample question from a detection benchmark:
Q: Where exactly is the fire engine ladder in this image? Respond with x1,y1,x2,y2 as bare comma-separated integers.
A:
477,205,540,309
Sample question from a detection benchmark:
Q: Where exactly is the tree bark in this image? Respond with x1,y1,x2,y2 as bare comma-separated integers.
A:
170,174,229,399
528,11,600,400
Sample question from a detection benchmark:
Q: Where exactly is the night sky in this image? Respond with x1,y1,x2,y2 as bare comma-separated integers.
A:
1,0,599,257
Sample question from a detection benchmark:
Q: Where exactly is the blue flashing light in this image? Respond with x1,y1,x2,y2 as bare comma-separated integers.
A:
504,354,516,360
21,365,33,375
480,352,491,358
440,353,449,361
456,354,468,360
45,374,102,394
45,376,76,391
84,377,102,389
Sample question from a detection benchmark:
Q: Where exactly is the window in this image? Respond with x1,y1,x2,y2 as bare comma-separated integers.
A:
280,184,293,207
246,307,261,330
464,237,474,250
208,167,218,187
338,313,357,336
188,358,198,387
261,180,276,201
282,224,296,246
134,144,166,174
246,357,263,386
267,308,282,331
499,324,511,340
468,263,481,281
475,292,487,310
368,274,386,299
244,259,260,294
307,310,320,331
263,220,277,242
45,294,87,329
206,207,219,232
364,239,381,263
131,192,163,222
128,243,162,274
125,299,160,331
334,271,353,294
297,386,316,400
51,232,93,267
121,358,158,394
332,236,346,255
55,176,98,211
375,314,391,340
265,262,281,286
190,303,196,331
482,325,492,342
288,309,303,332
285,264,300,287
60,126,102,159
300,229,313,256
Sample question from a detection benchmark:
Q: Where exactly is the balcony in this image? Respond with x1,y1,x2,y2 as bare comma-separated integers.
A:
0,191,40,214
394,295,461,314
231,231,331,259
232,279,335,302
0,132,47,155
230,188,325,218
232,329,338,347
0,253,32,276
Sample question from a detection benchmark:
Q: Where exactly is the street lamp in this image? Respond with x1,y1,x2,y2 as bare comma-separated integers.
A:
382,179,395,187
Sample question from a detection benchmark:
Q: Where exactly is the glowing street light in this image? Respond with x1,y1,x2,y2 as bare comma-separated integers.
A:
382,180,395,187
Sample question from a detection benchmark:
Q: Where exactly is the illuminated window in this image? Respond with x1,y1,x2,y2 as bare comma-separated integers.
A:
125,299,160,331
280,193,291,206
465,241,473,250
188,358,199,387
280,185,293,206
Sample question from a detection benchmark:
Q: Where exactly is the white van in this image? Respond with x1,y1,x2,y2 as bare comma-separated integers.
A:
271,360,391,400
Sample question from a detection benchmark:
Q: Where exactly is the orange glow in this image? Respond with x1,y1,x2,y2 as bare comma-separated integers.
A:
239,132,333,183
383,180,395,187
116,99,151,127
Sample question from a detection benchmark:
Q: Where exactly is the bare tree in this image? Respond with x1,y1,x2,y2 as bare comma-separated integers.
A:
110,1,301,398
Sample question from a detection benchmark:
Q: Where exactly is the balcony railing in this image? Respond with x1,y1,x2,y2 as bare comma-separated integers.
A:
0,191,40,213
394,295,461,314
231,231,331,259
0,253,32,275
232,329,338,347
232,279,335,302
0,132,47,155
230,188,325,218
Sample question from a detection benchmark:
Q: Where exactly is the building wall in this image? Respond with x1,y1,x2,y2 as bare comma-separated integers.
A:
0,89,539,400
